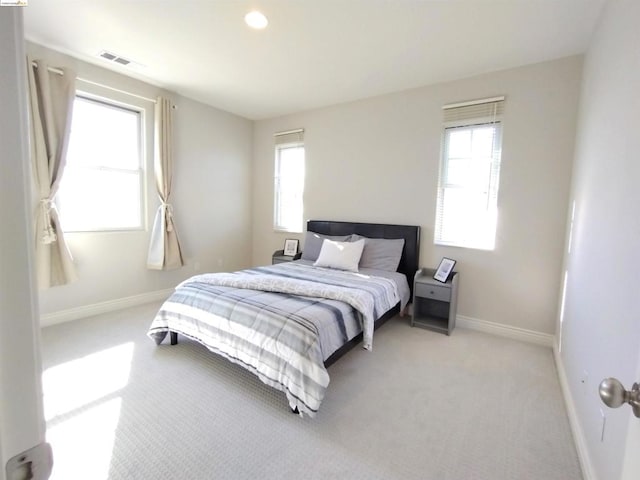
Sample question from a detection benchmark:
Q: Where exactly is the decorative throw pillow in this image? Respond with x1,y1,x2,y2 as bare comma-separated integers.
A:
301,232,351,262
350,234,405,271
313,239,365,272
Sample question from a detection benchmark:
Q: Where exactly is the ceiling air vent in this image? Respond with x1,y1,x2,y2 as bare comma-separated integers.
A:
98,50,134,67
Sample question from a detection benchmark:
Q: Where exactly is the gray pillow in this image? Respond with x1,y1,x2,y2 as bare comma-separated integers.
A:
351,234,405,271
301,232,351,261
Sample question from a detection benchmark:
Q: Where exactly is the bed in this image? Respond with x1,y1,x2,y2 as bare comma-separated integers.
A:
148,220,420,417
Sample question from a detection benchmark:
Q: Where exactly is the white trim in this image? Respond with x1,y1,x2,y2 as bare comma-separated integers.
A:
456,314,554,347
39,289,173,327
553,343,598,480
443,95,505,110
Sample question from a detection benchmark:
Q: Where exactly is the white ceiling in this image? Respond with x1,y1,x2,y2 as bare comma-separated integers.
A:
23,0,606,120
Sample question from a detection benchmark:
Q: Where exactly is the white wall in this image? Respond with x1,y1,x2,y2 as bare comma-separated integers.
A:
252,57,582,335
28,43,254,318
558,1,640,479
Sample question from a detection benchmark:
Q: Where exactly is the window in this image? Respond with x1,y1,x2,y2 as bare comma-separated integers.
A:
434,97,504,250
273,129,305,232
56,95,144,232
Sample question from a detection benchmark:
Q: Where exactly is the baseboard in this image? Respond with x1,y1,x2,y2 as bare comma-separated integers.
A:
553,343,597,480
457,314,554,347
40,289,173,327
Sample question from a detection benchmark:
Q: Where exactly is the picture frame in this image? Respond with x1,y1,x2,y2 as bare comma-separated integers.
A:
283,238,299,257
433,257,456,283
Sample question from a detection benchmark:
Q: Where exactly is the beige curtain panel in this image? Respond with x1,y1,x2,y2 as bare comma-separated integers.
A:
147,96,184,270
27,58,78,289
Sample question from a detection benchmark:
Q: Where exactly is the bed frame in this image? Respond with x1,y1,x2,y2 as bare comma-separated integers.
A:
168,220,420,412
307,220,421,367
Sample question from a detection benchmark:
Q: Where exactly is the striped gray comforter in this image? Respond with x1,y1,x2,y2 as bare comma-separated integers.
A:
147,262,400,417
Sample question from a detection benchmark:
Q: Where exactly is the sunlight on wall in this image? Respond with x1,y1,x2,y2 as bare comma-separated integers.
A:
42,343,134,480
558,201,576,354
558,270,569,354
567,201,576,255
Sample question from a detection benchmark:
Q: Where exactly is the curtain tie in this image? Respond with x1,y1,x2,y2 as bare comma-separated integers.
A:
39,198,57,244
162,202,174,232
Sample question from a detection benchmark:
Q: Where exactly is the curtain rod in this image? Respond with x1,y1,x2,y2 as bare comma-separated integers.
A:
274,128,304,137
32,63,157,104
443,96,505,110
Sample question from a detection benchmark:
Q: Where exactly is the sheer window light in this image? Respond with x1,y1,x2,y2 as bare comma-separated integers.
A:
56,95,144,232
273,129,305,233
434,97,504,250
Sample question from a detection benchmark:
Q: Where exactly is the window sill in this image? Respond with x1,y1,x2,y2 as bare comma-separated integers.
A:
434,240,495,251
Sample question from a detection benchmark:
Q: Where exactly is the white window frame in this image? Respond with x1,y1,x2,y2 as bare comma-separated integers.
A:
56,94,145,233
273,129,305,233
434,97,504,250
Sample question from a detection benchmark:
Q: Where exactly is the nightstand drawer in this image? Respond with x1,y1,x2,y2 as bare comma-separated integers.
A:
415,282,451,302
272,250,302,265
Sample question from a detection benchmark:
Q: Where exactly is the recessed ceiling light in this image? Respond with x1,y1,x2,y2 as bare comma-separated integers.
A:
245,11,268,29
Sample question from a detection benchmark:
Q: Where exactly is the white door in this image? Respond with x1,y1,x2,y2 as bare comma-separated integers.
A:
0,8,52,480
620,351,640,480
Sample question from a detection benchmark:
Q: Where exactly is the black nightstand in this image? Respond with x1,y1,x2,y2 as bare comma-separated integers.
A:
411,268,459,335
272,250,302,264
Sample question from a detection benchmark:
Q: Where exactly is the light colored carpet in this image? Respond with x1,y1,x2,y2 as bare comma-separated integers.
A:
41,302,581,480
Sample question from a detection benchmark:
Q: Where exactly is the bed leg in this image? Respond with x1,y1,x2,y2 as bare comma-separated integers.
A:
170,332,178,345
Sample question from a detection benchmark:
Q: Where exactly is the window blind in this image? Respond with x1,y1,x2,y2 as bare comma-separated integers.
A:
274,128,304,145
443,96,505,125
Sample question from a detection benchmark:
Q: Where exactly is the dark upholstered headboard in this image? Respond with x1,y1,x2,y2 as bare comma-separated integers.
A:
306,220,421,293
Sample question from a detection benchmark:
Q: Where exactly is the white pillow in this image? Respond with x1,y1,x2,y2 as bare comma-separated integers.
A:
313,239,365,272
